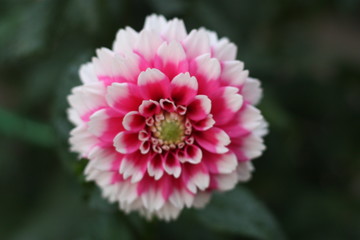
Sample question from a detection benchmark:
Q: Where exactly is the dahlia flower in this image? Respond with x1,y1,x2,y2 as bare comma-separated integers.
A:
68,14,267,221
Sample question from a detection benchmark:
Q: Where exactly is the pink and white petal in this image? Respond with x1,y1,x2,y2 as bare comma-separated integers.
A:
135,30,163,62
240,104,264,132
220,60,248,87
138,68,170,100
69,124,99,158
88,108,124,142
213,170,238,191
79,62,98,84
138,100,161,117
211,86,243,125
202,150,238,174
190,54,221,95
241,77,263,105
191,114,215,131
163,152,182,178
123,111,145,132
120,151,151,183
113,27,138,54
67,82,107,122
204,28,219,45
155,202,182,221
187,95,211,121
88,146,122,171
147,154,164,180
177,145,202,164
162,18,187,41
143,14,168,34
183,162,210,192
194,127,230,154
159,99,176,112
170,73,198,105
108,53,144,84
106,82,142,114
212,37,237,61
141,187,165,212
93,48,114,77
155,41,188,79
241,133,266,159
237,161,254,182
114,131,141,154
182,29,211,59
193,191,211,208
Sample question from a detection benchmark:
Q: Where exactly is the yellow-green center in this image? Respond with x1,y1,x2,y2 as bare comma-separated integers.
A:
158,120,184,144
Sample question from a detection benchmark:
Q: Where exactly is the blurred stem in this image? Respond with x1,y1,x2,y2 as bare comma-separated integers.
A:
0,108,55,147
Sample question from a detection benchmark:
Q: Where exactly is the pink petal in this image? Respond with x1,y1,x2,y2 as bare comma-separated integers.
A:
114,131,141,154
138,100,161,117
177,145,202,164
67,82,107,122
106,82,142,114
122,111,145,132
155,41,188,80
187,95,211,121
138,68,170,101
202,150,238,174
212,38,237,61
182,162,210,192
191,114,215,131
170,73,198,105
120,151,151,183
163,152,181,178
147,154,164,180
194,127,230,154
159,99,176,112
211,86,243,125
88,108,124,143
220,60,247,87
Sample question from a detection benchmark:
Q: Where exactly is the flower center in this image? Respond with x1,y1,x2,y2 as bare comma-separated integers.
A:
153,113,185,145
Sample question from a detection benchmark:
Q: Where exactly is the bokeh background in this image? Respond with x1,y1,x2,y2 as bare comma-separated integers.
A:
1,0,360,239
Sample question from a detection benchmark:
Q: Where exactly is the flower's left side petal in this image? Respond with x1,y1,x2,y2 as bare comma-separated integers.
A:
114,131,142,154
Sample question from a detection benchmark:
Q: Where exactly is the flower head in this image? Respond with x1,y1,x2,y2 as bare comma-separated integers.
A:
68,14,267,221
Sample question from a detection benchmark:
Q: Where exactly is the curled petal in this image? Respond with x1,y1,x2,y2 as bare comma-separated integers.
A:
123,111,145,132
138,100,161,117
106,83,142,114
178,145,202,164
191,114,215,131
194,127,230,154
138,68,170,100
187,95,211,121
170,73,198,105
114,131,141,154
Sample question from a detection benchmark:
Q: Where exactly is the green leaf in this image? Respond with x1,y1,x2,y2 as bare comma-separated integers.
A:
196,187,286,240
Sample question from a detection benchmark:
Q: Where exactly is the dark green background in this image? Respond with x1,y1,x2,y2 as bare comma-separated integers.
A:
1,0,359,239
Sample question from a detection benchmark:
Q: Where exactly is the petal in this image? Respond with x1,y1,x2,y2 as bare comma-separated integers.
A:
155,41,188,79
143,14,168,33
87,146,122,171
163,152,182,178
162,18,187,41
190,54,221,95
177,144,202,164
202,150,238,174
191,114,215,131
79,62,98,84
147,154,164,180
170,73,198,105
213,170,238,191
120,151,151,183
123,111,145,132
194,127,230,154
237,161,254,182
241,77,263,105
138,68,170,100
220,60,248,87
135,30,163,62
211,87,243,125
212,38,237,61
187,95,211,121
182,162,210,192
182,29,211,59
106,82,142,114
138,100,161,117
113,27,138,54
69,124,99,157
159,99,176,112
114,131,141,154
88,108,124,142
67,82,107,121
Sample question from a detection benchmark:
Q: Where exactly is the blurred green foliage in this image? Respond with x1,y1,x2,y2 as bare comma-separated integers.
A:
0,0,360,239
